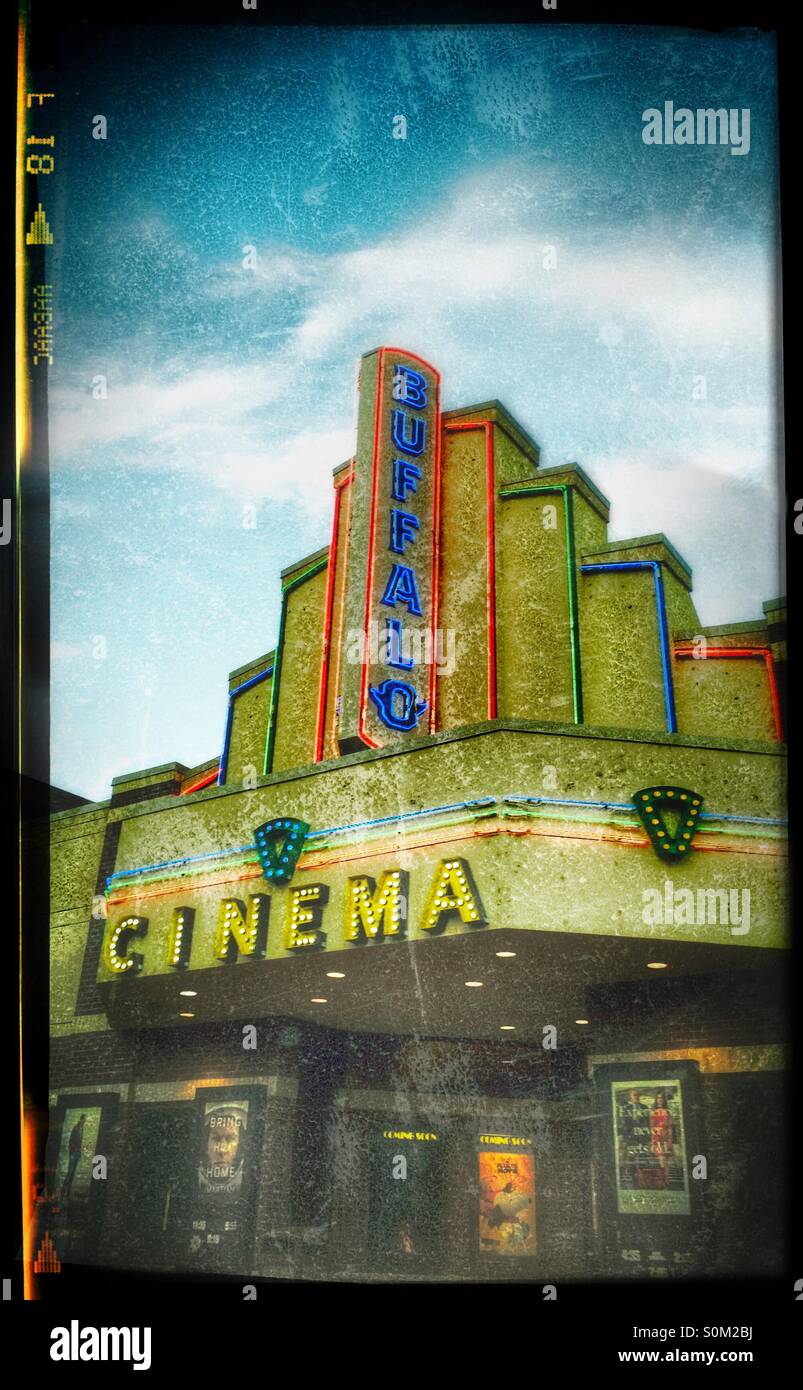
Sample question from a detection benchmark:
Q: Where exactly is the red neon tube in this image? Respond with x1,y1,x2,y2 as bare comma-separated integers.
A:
443,420,497,720
674,645,783,740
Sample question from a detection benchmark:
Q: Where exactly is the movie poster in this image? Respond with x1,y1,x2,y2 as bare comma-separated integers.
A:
612,1080,690,1216
54,1107,102,1203
478,1149,536,1256
198,1100,250,1202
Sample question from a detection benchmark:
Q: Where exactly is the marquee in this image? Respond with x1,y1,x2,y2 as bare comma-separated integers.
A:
96,788,786,985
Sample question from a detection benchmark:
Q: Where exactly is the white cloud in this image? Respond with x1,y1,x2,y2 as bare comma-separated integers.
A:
204,245,322,299
50,362,286,454
259,165,773,363
212,425,355,516
590,448,783,625
186,164,772,371
49,161,777,555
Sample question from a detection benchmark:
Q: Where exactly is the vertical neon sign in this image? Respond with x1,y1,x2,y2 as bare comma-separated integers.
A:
338,348,441,753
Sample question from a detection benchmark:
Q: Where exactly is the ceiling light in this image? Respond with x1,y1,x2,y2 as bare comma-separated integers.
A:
496,951,516,958
465,980,484,987
179,1011,195,1018
500,1025,516,1031
311,997,328,1003
575,1018,589,1025
326,971,345,979
179,990,197,997
647,962,668,969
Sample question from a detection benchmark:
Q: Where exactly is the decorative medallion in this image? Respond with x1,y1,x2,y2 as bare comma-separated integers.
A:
633,786,704,860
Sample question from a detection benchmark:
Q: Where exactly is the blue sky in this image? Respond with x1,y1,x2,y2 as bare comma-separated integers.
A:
48,24,781,799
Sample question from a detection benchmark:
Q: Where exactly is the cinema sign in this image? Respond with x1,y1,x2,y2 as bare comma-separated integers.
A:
338,347,441,754
96,790,782,985
98,838,488,983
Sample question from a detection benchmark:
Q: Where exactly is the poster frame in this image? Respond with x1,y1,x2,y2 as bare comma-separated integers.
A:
592,1060,707,1275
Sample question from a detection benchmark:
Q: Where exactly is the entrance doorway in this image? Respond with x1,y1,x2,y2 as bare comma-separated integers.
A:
368,1131,445,1271
124,1104,196,1270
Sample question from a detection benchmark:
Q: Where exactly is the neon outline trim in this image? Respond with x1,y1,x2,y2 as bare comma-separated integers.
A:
327,469,355,760
263,555,328,775
581,560,677,733
674,645,783,741
359,348,442,749
500,483,583,723
505,794,786,825
217,666,273,786
181,769,219,796
444,421,497,720
106,793,785,893
315,467,354,763
108,815,785,904
295,823,783,874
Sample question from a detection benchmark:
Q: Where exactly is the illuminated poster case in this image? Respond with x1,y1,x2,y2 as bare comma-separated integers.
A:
53,1106,103,1203
43,1092,120,1265
189,1085,265,1272
612,1078,690,1216
593,1061,705,1277
478,1134,536,1257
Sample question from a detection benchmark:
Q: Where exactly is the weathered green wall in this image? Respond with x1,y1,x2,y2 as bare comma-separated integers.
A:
225,653,273,787
674,635,777,743
318,465,353,762
436,425,491,730
271,558,328,773
49,803,112,1037
579,538,697,734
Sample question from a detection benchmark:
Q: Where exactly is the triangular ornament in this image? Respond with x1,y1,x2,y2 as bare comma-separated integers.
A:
633,786,704,861
254,817,309,883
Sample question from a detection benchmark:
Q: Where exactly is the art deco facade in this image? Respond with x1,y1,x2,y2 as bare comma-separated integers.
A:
46,348,788,1281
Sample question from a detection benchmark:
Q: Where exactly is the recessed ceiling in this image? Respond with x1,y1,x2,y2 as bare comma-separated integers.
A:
106,927,784,1044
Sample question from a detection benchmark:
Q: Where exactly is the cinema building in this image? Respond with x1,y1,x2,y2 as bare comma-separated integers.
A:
46,349,788,1282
